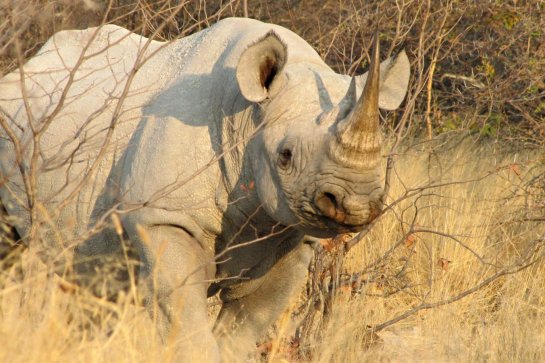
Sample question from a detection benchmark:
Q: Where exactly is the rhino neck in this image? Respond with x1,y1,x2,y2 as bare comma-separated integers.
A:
215,98,262,208
213,111,303,289
213,99,294,251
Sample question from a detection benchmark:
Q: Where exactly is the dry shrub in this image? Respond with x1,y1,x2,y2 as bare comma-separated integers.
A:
0,0,240,72
2,0,544,145
244,1,545,145
284,136,545,361
1,136,543,362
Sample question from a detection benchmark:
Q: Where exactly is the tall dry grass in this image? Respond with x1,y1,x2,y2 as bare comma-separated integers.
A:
309,136,545,362
1,136,543,362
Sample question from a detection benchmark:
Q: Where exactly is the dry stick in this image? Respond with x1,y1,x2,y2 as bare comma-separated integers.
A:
370,239,545,333
425,58,436,140
7,3,116,245
424,0,452,141
300,145,521,345
16,0,229,224
52,88,272,276
49,1,234,217
55,0,195,206
242,0,248,18
346,163,503,253
422,0,434,141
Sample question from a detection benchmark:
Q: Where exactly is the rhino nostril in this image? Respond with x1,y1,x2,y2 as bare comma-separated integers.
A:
323,192,337,208
315,192,336,218
315,192,345,223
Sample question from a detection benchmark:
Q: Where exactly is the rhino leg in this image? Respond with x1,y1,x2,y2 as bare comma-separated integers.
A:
121,216,219,362
73,227,140,302
214,241,313,360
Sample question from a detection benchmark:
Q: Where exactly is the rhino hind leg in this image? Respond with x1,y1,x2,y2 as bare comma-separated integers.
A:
73,228,141,302
214,241,313,360
68,228,142,336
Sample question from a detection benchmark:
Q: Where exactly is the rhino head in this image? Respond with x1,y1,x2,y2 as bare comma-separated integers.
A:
236,31,410,238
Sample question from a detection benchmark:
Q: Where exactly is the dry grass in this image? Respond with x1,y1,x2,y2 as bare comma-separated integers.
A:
310,137,545,362
1,137,543,362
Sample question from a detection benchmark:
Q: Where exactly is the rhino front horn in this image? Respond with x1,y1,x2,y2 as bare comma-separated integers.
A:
329,32,381,168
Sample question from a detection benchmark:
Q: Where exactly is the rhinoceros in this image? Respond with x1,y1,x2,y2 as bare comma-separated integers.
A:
0,17,409,360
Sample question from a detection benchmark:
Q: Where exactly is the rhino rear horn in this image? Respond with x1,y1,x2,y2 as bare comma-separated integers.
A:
237,31,287,103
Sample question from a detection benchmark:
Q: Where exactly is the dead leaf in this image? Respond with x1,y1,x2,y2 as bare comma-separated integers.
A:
360,330,383,350
509,163,521,176
240,180,255,193
256,341,272,355
111,213,123,236
320,238,335,252
405,233,416,248
438,257,451,271
58,279,78,294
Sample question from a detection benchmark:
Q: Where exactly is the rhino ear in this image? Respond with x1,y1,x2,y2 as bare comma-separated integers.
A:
237,31,287,103
356,49,411,110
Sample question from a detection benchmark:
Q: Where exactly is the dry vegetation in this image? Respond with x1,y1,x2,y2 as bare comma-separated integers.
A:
290,137,545,362
1,137,543,362
1,0,544,362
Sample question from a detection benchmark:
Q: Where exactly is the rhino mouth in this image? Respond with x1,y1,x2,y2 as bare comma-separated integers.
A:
318,215,367,233
298,205,369,234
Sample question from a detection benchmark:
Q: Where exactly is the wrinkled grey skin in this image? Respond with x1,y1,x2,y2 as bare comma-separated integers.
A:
0,18,409,361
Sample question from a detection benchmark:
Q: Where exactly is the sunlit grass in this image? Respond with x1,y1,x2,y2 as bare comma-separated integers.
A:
1,137,544,362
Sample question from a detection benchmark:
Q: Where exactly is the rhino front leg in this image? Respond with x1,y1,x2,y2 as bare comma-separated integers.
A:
122,214,219,362
214,241,313,360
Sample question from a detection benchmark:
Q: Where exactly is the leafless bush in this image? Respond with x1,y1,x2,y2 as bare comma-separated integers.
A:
289,136,544,359
2,0,544,142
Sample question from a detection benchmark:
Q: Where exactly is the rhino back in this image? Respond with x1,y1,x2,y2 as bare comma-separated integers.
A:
0,25,177,242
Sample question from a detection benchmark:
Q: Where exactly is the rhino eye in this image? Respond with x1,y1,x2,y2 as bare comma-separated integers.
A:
278,148,292,169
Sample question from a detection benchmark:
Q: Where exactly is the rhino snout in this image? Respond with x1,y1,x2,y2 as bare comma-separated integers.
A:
313,188,383,226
